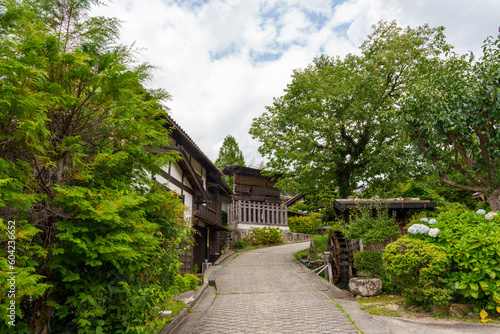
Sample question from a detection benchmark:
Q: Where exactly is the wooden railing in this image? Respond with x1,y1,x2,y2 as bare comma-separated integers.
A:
227,200,287,226
194,205,218,224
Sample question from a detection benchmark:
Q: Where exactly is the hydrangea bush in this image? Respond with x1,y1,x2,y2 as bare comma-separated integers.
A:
434,210,500,313
385,209,500,312
383,237,452,306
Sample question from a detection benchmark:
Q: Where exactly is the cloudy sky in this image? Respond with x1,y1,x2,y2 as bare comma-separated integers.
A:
92,0,499,165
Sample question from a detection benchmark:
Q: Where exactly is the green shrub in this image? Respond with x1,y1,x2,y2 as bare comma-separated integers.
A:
233,227,284,248
429,210,500,312
176,273,199,293
248,227,284,245
288,216,314,235
383,236,452,307
234,239,246,249
343,204,400,250
353,251,384,278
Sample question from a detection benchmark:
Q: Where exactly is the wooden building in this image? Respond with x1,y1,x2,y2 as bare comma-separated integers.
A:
222,166,288,230
333,198,437,235
153,116,232,273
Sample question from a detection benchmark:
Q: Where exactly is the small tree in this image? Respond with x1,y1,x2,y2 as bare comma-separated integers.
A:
215,135,245,189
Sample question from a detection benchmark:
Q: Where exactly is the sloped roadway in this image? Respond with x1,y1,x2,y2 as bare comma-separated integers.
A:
171,242,500,334
172,242,358,334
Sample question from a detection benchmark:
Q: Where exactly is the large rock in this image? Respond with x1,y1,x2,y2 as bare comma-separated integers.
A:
349,277,382,297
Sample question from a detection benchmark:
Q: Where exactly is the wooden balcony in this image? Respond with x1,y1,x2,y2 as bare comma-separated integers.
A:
194,204,219,225
228,200,287,226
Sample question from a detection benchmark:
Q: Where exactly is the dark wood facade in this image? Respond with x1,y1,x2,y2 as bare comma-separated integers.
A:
332,198,437,252
223,165,282,205
157,116,232,274
333,198,437,230
223,166,288,229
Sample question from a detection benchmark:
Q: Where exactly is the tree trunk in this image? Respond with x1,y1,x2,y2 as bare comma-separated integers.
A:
337,167,351,199
485,190,500,212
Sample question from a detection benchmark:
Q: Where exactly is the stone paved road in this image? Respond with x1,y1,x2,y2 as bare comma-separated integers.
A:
172,242,359,334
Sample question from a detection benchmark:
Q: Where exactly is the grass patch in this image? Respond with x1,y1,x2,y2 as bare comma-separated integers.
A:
312,234,329,252
358,294,404,318
165,299,186,324
332,298,364,334
294,249,309,260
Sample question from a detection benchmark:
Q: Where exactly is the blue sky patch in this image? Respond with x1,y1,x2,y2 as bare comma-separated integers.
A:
304,10,329,30
170,0,208,11
209,42,240,61
336,22,351,37
249,50,283,64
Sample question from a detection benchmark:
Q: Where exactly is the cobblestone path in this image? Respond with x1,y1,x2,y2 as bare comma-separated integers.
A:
173,242,359,334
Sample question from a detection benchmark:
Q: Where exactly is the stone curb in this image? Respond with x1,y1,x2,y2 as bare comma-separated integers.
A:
158,247,254,334
159,282,208,334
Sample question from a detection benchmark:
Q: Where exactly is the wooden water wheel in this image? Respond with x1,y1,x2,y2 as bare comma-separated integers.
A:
327,230,356,290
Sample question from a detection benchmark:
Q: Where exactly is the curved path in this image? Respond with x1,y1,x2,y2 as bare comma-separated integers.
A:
171,242,500,334
172,242,358,334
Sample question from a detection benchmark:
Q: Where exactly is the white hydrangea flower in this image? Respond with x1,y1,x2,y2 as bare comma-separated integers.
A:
476,209,486,215
408,225,418,235
428,228,440,238
420,218,428,222
429,219,437,224
485,212,498,221
408,224,430,235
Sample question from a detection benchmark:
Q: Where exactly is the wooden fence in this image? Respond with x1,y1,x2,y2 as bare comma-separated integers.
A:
227,200,287,226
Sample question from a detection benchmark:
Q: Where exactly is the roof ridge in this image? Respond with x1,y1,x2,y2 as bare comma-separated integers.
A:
165,114,224,177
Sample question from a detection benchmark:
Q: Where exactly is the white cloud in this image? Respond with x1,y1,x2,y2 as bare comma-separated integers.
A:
92,0,500,164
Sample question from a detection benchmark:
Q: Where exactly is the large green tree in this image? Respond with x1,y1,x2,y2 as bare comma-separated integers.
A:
215,134,245,189
250,21,448,198
400,32,500,211
0,0,190,332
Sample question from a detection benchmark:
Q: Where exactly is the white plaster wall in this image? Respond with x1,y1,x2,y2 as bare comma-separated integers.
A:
191,158,202,177
170,163,183,184
221,195,231,212
184,193,193,220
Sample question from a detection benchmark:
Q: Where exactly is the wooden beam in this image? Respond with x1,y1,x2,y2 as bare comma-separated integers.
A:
159,169,193,195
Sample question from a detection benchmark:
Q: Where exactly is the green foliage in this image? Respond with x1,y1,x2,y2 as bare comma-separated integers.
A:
0,1,192,332
383,236,452,307
239,227,284,247
294,249,309,261
250,227,284,245
233,239,246,249
428,210,500,312
342,204,400,249
287,216,314,235
312,234,329,253
221,210,228,226
288,213,322,235
175,274,199,293
353,251,384,279
289,202,311,213
399,30,500,211
214,135,245,189
215,135,245,169
250,21,448,198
